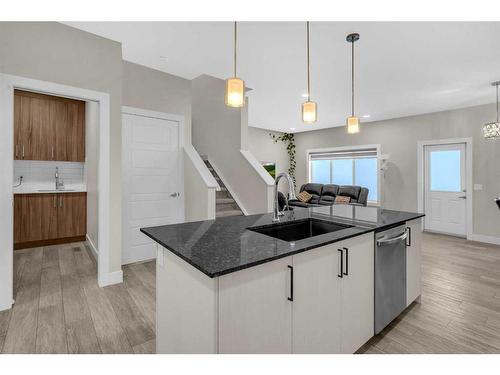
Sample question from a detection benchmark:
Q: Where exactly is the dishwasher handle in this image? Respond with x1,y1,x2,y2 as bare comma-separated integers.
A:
377,231,408,247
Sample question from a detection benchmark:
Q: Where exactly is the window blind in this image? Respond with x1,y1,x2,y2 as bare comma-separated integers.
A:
309,148,377,160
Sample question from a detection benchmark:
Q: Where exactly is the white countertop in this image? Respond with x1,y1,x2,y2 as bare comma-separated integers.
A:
13,183,87,195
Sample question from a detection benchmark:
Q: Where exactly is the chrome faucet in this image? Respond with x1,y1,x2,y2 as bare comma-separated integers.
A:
273,172,297,222
55,167,64,190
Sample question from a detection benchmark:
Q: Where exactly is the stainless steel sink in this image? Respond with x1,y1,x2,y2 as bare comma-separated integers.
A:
248,218,353,242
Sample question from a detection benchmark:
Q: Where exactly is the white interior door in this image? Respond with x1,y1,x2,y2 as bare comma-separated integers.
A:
424,143,466,236
122,111,183,264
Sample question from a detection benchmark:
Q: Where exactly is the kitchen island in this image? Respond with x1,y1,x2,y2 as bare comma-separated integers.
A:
141,205,424,354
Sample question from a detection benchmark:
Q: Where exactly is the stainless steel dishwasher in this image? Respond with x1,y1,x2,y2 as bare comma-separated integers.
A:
374,224,409,334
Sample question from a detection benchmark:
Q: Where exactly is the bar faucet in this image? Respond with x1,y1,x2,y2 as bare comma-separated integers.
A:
273,172,297,222
55,167,64,190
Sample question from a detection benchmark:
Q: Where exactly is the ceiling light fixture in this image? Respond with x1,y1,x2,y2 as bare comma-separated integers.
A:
346,33,360,134
483,81,500,139
302,21,317,124
225,21,245,108
362,114,371,118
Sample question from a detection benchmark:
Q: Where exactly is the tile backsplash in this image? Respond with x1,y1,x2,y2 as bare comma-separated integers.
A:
14,160,85,186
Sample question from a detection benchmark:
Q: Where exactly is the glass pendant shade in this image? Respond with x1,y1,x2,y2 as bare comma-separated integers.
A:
302,101,317,123
225,77,245,107
347,116,360,134
483,121,500,139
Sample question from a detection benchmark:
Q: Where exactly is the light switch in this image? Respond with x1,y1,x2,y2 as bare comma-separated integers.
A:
473,184,483,191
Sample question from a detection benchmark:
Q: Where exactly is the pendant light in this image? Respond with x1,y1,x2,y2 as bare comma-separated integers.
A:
346,33,360,134
225,21,245,107
302,21,317,123
483,81,500,139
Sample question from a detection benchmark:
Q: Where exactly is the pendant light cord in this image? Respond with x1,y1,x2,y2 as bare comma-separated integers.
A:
307,21,311,101
351,38,355,117
234,21,237,77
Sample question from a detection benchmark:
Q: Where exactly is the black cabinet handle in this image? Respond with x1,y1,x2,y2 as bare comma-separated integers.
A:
338,249,343,278
343,247,349,276
406,227,412,246
287,265,294,301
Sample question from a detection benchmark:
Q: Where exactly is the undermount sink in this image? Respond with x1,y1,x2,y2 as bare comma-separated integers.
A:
248,218,353,242
37,189,76,192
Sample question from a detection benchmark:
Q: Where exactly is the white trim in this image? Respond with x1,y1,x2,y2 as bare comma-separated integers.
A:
121,106,186,265
240,149,274,187
305,144,381,204
468,233,500,246
417,137,473,240
99,270,124,286
184,144,219,189
0,73,115,310
86,234,99,261
208,157,249,216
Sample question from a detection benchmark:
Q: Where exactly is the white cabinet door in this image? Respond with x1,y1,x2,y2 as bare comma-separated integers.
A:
292,244,342,354
340,233,374,354
218,256,293,353
406,218,422,306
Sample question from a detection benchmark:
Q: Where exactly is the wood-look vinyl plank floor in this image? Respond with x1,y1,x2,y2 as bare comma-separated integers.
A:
2,232,500,354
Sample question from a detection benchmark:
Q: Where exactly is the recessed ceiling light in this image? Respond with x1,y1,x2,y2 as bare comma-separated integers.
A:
301,93,309,98
362,114,371,118
290,127,296,131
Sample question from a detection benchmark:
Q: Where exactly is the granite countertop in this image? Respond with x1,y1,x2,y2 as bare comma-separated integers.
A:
141,205,424,278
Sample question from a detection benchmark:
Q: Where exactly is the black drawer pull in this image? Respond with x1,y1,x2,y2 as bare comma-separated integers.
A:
343,247,349,276
287,265,294,301
338,249,343,278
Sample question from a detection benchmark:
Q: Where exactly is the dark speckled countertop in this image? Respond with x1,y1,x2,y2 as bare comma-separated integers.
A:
140,205,424,278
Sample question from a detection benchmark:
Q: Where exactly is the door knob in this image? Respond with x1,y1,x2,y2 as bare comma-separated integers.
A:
170,192,179,197
458,195,467,199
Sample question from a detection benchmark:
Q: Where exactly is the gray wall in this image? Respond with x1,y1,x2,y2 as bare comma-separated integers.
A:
192,74,273,214
293,103,500,237
248,127,290,191
0,22,123,272
122,61,192,142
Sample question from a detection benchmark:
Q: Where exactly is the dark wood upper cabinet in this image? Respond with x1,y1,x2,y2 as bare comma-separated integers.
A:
14,90,85,162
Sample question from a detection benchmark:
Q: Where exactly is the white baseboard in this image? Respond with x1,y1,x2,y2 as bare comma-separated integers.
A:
468,233,500,246
0,300,12,312
86,234,98,261
98,270,123,287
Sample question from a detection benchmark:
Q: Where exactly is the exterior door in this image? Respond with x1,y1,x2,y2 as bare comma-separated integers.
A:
122,110,183,264
424,143,467,236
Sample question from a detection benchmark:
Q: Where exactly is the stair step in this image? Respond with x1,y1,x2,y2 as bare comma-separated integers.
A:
217,198,235,205
216,209,243,218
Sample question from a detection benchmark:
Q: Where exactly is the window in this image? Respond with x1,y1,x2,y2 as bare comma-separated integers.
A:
309,147,379,203
429,150,461,192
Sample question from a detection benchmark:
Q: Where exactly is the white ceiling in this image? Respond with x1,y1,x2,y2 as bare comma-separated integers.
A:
66,22,500,133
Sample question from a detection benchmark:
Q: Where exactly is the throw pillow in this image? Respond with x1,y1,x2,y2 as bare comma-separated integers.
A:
297,191,312,203
334,195,351,204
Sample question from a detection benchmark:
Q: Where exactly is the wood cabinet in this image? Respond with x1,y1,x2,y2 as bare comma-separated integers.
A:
14,192,87,249
216,233,374,354
406,218,422,306
292,244,342,353
218,256,293,354
14,90,85,162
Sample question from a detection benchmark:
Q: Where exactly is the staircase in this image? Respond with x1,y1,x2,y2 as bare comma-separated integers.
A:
203,160,244,218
